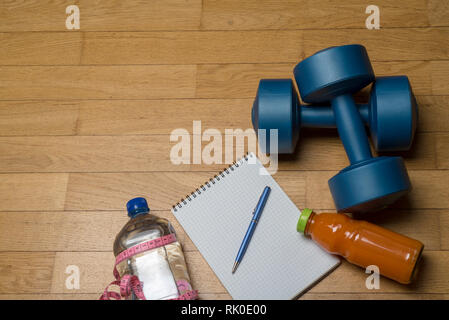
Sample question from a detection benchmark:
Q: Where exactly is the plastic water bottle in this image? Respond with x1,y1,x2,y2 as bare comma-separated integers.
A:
113,197,194,300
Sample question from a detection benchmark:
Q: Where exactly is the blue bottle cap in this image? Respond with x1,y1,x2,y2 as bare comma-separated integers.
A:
126,197,150,218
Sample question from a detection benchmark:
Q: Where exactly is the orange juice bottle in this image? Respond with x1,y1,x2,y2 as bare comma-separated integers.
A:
297,209,424,284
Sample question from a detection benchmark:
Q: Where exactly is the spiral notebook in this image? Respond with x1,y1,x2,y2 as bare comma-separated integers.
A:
172,153,340,300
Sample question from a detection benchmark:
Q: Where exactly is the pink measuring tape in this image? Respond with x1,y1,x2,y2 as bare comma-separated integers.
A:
100,233,198,300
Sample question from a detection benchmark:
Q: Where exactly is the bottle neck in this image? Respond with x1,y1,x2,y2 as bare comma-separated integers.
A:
304,212,316,237
129,210,149,219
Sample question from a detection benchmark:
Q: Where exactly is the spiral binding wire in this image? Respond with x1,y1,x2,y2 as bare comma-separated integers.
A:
172,153,253,212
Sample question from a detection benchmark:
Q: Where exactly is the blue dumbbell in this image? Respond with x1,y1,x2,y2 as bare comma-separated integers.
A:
252,76,417,154
293,44,412,213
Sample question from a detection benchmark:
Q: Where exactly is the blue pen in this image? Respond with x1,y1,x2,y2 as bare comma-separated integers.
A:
232,186,271,274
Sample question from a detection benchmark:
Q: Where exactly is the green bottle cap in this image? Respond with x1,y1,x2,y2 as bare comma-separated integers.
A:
297,208,313,234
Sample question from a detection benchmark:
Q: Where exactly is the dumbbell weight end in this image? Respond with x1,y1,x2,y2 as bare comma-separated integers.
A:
329,156,411,213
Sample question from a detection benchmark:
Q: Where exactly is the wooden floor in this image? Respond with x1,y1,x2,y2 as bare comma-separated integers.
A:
0,0,448,300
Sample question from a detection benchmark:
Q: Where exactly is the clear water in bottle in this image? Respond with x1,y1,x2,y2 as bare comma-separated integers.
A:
113,197,194,300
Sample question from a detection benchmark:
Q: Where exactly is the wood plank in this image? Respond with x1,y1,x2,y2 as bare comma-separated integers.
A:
0,209,442,252
0,132,437,172
0,0,201,32
0,32,81,65
64,172,219,211
3,0,447,32
0,62,443,100
0,95,445,137
76,96,449,135
306,170,449,210
201,0,431,30
64,171,307,211
0,101,79,136
0,173,68,211
80,31,304,65
64,170,447,213
0,169,444,214
0,65,196,100
2,29,447,65
76,99,251,135
49,250,449,294
0,211,126,252
196,63,292,99
2,249,447,296
80,29,449,64
0,252,55,293
196,61,437,98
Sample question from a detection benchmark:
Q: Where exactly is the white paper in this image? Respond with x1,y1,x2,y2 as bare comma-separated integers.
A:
173,153,340,300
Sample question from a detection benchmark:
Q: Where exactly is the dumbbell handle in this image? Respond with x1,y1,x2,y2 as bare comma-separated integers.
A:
332,94,373,164
300,104,369,128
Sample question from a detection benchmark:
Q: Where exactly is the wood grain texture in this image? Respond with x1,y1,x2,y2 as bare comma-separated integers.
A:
0,252,55,294
1,29,448,65
0,32,81,65
0,173,68,211
60,95,449,134
0,61,445,100
201,0,435,30
0,209,444,252
62,171,307,211
0,96,448,137
5,0,447,32
0,101,79,136
8,250,444,295
64,170,449,212
76,99,251,135
0,132,440,172
0,65,196,100
0,0,201,32
0,1,448,300
0,211,191,252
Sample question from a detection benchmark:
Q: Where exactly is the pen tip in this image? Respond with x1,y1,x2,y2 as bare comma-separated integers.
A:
232,262,239,274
